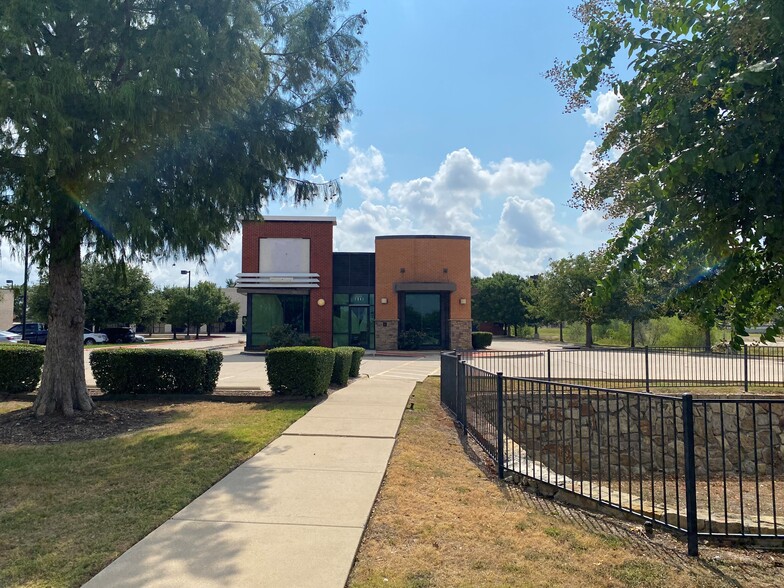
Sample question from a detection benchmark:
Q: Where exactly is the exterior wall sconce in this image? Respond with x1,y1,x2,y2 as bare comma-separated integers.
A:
381,297,388,304
399,268,405,274
317,298,326,307
460,298,467,305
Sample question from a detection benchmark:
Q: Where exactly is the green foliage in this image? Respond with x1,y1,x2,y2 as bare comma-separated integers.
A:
267,324,320,349
472,272,526,329
90,349,221,394
0,1,366,414
398,329,426,350
189,281,239,336
343,346,365,377
331,347,353,386
203,351,224,394
0,345,45,393
266,347,336,396
82,263,154,328
550,0,784,341
138,288,169,334
471,331,493,350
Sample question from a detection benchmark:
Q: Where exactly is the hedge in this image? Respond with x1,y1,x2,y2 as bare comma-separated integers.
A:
0,345,45,393
90,349,223,395
472,331,493,350
341,346,365,377
331,347,353,386
266,346,335,397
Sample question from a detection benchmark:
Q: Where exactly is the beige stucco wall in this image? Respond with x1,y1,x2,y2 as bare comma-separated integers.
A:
0,290,14,329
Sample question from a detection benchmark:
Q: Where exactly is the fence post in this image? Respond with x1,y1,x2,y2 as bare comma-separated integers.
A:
682,393,699,557
547,349,552,382
496,372,505,479
645,346,650,393
744,344,749,392
458,360,467,434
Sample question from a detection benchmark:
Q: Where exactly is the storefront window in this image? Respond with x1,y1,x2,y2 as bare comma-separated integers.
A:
249,294,309,348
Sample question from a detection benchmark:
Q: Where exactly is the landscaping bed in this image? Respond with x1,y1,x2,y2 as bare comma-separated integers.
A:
348,378,784,588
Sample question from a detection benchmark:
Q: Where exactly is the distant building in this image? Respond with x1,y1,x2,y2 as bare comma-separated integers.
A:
236,217,472,351
0,290,13,328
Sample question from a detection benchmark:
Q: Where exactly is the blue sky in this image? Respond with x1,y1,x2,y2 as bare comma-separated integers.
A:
0,0,618,289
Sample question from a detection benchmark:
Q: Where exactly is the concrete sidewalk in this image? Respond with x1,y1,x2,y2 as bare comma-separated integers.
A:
83,362,436,587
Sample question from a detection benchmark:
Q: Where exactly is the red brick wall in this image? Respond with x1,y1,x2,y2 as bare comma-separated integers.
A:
375,236,472,321
241,220,334,345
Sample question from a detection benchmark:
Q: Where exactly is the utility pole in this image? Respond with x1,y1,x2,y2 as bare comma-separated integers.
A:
181,269,191,339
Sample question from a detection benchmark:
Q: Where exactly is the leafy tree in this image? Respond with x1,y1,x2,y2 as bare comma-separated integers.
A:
82,263,154,329
549,0,784,346
189,281,240,337
162,287,190,339
0,1,365,416
471,272,526,335
521,275,545,339
26,282,49,324
225,279,238,288
138,288,169,336
540,253,607,347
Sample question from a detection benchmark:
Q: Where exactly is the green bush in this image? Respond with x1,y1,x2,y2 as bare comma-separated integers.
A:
471,331,493,349
331,347,353,386
267,324,320,349
0,345,45,393
342,346,365,377
398,329,426,350
90,349,222,394
266,346,335,397
203,350,223,393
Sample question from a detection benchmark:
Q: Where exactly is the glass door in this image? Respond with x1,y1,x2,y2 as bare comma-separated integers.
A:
349,307,370,348
402,293,442,348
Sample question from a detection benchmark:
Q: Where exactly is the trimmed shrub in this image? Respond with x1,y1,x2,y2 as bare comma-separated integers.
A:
342,346,365,377
0,345,45,393
90,349,214,394
398,329,426,350
266,346,335,397
472,331,493,350
267,324,320,349
331,347,353,386
203,351,224,393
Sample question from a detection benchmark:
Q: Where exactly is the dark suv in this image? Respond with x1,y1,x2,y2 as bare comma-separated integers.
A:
99,327,136,344
7,323,47,345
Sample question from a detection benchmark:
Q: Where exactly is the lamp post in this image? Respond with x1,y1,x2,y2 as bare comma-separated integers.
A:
181,269,191,339
4,280,13,324
21,237,29,343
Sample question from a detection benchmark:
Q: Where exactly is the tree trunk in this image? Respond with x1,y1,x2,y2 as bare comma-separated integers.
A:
33,197,95,417
704,327,711,352
559,321,564,343
195,325,200,339
534,324,539,340
585,321,593,348
630,318,636,348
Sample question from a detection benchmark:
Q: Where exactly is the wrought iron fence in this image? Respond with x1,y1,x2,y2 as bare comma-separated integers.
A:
458,344,784,391
440,351,784,555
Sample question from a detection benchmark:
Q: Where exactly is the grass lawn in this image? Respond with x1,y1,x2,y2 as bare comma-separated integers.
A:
349,378,782,588
0,398,315,588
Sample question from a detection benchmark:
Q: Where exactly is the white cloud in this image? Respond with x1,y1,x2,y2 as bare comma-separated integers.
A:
341,144,386,201
577,209,610,235
570,140,596,185
582,90,620,127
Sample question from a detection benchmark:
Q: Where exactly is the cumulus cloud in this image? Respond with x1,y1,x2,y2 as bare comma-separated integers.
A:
577,209,610,235
341,144,386,201
582,90,620,127
570,140,597,185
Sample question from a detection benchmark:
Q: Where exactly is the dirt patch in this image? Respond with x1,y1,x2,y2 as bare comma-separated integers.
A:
0,405,172,445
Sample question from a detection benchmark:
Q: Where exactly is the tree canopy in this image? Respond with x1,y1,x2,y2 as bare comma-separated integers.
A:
550,0,784,344
472,272,527,333
0,0,365,415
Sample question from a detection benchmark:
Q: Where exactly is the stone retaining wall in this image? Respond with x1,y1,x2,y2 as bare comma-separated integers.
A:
502,388,784,480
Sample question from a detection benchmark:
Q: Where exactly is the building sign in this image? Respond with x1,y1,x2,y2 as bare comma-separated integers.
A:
259,238,310,273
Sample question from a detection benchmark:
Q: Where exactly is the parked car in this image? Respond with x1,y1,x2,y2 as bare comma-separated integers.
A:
83,329,109,345
6,323,47,345
0,330,22,344
133,334,146,343
99,327,136,344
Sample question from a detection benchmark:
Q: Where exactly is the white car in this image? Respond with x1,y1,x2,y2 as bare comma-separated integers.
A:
83,329,109,345
0,330,22,344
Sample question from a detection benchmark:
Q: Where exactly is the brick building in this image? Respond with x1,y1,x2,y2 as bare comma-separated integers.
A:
237,217,472,351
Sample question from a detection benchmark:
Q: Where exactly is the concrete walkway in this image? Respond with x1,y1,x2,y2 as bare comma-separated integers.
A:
84,359,439,588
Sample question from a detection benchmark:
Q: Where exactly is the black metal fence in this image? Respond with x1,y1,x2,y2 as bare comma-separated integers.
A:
458,345,784,391
440,351,784,555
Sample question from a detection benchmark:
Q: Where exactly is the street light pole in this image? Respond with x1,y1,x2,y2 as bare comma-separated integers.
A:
181,269,191,339
21,237,28,342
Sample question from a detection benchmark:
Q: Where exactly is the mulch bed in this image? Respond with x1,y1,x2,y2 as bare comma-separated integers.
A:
0,405,172,445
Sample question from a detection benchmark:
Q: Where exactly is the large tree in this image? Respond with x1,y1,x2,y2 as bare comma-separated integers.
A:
472,272,527,335
549,0,784,345
0,1,365,416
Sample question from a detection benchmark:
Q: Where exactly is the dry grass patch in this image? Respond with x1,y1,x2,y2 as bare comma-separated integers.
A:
349,377,783,588
0,398,315,587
